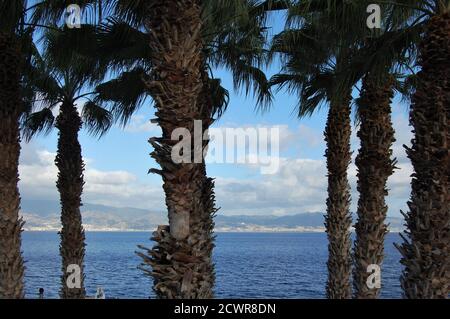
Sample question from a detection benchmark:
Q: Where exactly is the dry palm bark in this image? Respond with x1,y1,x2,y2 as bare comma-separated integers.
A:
0,32,25,299
325,93,353,299
397,12,450,299
137,0,216,299
55,101,86,299
353,73,395,299
194,68,218,295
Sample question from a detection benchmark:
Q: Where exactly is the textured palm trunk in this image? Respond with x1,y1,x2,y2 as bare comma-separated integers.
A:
137,0,216,299
55,101,86,299
397,12,450,299
353,73,395,299
324,93,353,299
194,67,218,295
0,32,25,299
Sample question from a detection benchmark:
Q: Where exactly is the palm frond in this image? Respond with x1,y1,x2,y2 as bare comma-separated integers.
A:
111,0,148,27
208,77,230,118
21,107,55,142
98,17,151,69
82,100,113,137
22,35,63,108
230,59,273,110
94,67,148,126
395,72,418,103
299,71,333,117
43,25,108,85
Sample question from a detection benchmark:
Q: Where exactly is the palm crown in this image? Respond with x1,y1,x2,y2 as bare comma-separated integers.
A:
22,26,113,140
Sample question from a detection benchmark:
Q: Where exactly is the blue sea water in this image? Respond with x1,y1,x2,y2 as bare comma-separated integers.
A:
22,232,403,299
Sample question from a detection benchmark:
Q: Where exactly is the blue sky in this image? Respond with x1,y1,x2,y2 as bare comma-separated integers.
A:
18,9,414,218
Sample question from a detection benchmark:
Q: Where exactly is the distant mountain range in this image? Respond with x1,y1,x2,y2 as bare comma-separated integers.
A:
20,199,165,232
20,199,404,232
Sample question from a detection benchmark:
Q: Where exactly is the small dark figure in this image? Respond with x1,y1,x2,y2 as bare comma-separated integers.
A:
38,288,44,299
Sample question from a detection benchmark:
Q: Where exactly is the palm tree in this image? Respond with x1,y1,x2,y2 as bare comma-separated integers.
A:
145,0,258,298
95,0,275,298
389,0,450,298
0,0,35,299
270,10,354,297
143,0,278,298
309,1,411,298
290,0,431,298
316,0,449,298
0,0,107,299
89,0,221,298
22,26,112,299
352,70,396,298
90,0,215,297
0,29,25,301
326,3,401,298
349,32,417,299
337,0,450,298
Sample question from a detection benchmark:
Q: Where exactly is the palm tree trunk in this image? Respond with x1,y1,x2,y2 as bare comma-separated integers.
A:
138,0,216,299
55,101,86,299
325,92,353,299
194,66,218,296
353,72,395,299
0,32,25,299
397,12,450,299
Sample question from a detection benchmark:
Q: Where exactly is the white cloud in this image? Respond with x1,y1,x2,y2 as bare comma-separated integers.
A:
212,113,413,217
85,169,136,185
18,142,165,210
123,115,161,134
213,158,327,215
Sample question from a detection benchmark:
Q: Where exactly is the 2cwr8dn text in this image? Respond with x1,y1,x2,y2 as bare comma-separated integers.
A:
217,303,276,315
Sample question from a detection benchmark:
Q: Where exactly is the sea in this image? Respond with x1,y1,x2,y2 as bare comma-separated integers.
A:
22,232,403,299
